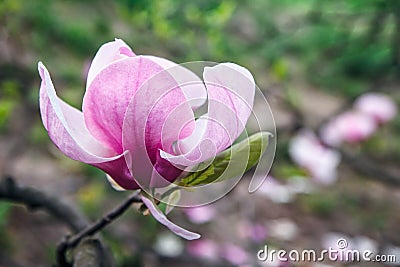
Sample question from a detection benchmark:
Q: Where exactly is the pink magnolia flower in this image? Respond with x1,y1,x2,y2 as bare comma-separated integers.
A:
289,129,340,185
38,39,255,239
320,111,377,146
354,92,397,123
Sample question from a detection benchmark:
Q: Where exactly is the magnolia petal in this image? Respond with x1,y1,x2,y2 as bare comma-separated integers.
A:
203,63,255,138
122,59,195,187
160,63,255,166
143,55,207,109
149,152,183,188
39,62,138,190
83,57,169,153
39,62,116,161
86,38,135,88
106,174,127,191
355,93,397,123
140,194,201,240
93,155,140,190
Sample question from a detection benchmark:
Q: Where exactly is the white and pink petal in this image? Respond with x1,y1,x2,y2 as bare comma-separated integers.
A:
86,38,135,88
39,62,138,190
140,193,201,240
143,56,207,110
121,59,196,187
160,63,255,166
83,57,169,153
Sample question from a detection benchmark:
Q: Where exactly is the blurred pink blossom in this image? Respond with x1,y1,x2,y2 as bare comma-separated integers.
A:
238,221,268,243
249,223,268,243
187,239,220,261
222,244,250,266
354,92,397,123
320,111,377,146
289,129,341,185
184,205,216,224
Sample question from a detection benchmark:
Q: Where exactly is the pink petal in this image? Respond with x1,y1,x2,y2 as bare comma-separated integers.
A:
122,58,196,188
140,194,201,240
143,55,207,109
40,62,114,160
289,129,340,185
86,38,135,88
83,57,169,153
222,244,250,265
321,111,377,145
39,62,138,190
354,92,397,123
160,63,255,166
149,152,183,188
92,156,139,190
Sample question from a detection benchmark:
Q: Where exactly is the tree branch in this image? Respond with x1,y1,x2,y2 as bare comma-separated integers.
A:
0,176,119,267
63,191,142,248
0,176,88,232
57,191,142,267
337,147,400,186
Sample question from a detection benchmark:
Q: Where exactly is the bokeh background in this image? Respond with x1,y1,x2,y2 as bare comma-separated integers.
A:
1,0,400,266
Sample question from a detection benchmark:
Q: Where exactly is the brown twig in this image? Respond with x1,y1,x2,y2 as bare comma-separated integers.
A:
0,176,88,232
337,147,400,186
63,191,141,248
0,176,121,267
56,191,142,267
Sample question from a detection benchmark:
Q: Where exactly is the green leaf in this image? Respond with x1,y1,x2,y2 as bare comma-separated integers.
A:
179,131,271,187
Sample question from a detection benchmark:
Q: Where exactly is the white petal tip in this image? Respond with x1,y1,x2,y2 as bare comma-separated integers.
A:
38,62,45,73
185,233,202,240
106,174,127,191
